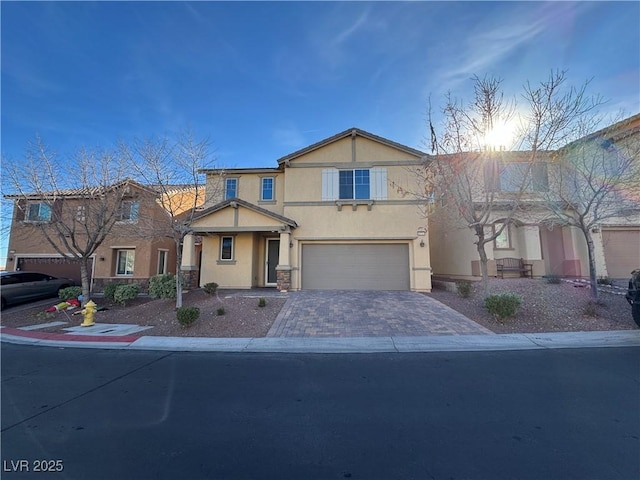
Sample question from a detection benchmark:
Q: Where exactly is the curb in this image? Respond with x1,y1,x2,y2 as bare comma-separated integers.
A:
2,327,639,353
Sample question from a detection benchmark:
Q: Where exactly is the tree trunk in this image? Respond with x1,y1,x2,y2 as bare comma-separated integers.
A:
175,237,183,309
475,226,490,298
79,258,91,306
584,230,599,301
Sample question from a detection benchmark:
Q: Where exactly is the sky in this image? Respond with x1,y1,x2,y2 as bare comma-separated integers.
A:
1,0,639,264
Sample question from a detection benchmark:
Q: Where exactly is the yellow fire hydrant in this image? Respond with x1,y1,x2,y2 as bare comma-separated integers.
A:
80,300,97,327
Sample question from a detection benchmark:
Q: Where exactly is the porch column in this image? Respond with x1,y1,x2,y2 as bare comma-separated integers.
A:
276,230,292,292
521,225,544,277
181,234,198,288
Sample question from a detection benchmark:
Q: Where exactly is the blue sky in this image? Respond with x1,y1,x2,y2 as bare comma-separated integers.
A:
1,1,639,263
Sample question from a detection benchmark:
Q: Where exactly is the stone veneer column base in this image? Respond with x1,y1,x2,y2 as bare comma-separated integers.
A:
276,268,291,292
181,268,199,289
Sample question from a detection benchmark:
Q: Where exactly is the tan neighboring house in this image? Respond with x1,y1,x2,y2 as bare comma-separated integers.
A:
180,128,432,292
429,113,640,280
5,181,199,291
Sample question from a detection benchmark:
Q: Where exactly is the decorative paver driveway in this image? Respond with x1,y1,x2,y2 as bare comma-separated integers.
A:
267,291,493,337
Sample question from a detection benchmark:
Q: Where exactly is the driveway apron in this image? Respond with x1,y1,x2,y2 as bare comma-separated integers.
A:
267,291,493,337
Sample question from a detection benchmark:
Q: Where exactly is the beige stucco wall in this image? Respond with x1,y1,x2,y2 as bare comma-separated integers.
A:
199,233,257,289
204,172,285,215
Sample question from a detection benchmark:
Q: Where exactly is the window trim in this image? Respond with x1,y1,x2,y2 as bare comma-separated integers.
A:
339,169,370,200
25,202,52,223
225,178,238,200
260,176,275,202
219,236,235,261
494,222,512,250
117,200,139,223
157,249,169,275
116,249,135,276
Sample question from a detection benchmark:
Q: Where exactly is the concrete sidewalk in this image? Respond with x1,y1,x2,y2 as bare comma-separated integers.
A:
2,326,639,353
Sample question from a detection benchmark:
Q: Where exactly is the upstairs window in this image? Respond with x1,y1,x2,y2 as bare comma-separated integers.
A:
225,178,238,200
76,205,86,222
339,169,370,200
26,202,52,222
261,177,274,201
322,167,387,201
485,162,548,192
119,201,139,221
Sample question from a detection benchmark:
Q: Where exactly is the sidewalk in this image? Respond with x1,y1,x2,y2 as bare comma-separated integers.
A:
2,325,639,353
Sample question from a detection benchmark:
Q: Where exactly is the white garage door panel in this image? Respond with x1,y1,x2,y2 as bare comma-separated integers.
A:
302,244,410,290
602,229,640,279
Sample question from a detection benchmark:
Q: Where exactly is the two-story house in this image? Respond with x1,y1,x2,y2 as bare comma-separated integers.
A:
180,128,433,292
428,113,640,280
5,181,196,291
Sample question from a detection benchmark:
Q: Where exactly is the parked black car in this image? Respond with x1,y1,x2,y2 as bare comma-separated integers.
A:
625,269,640,327
0,271,75,309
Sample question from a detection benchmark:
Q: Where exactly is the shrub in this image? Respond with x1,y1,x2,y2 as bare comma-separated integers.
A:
456,281,472,298
177,306,200,327
217,307,226,316
484,292,523,321
204,282,219,295
258,297,266,307
103,282,126,301
544,275,562,284
58,286,82,300
597,277,613,286
113,283,141,306
149,274,177,299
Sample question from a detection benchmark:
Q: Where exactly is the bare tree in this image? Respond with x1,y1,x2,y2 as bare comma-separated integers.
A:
417,71,603,296
121,130,218,308
541,116,640,300
2,136,133,304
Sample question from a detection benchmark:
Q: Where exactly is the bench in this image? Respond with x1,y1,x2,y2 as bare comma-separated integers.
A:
496,257,533,279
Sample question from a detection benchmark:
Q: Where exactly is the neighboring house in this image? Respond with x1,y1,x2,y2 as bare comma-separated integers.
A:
181,128,432,292
429,113,640,280
5,181,201,291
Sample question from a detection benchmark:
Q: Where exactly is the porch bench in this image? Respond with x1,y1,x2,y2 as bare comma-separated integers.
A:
496,257,533,279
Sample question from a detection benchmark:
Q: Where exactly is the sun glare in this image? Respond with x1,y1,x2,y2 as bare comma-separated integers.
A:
484,122,516,151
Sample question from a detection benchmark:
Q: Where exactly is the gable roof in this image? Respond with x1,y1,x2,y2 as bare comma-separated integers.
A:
276,127,428,165
191,197,298,228
3,178,156,200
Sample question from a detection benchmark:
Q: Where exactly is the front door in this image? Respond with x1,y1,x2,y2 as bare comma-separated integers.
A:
266,238,280,286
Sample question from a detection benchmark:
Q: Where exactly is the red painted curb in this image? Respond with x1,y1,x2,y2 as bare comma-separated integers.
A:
0,327,139,343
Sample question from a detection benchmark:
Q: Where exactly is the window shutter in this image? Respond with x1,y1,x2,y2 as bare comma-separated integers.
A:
370,167,387,200
322,168,339,201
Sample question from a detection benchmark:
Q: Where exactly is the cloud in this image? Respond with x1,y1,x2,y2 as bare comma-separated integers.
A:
431,2,581,92
273,124,307,150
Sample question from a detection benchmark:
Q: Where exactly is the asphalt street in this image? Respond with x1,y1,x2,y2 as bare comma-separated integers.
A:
1,344,639,480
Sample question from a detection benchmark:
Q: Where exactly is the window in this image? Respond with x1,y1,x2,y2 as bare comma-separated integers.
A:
119,201,139,221
220,236,234,260
322,167,387,201
26,202,52,222
494,222,511,249
339,169,370,199
225,178,238,200
157,250,168,275
486,161,549,192
261,177,274,201
116,250,135,275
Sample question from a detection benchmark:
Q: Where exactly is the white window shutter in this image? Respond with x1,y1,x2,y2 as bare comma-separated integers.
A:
370,167,387,200
322,168,339,201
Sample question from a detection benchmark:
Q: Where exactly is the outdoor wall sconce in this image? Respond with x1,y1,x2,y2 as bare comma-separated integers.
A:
419,240,425,247
289,242,294,248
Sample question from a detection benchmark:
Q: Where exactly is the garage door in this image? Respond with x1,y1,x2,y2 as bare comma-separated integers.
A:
16,257,90,285
302,244,410,290
602,229,640,279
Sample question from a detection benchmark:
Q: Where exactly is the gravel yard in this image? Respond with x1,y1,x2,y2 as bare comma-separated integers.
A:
1,279,637,337
427,278,637,334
